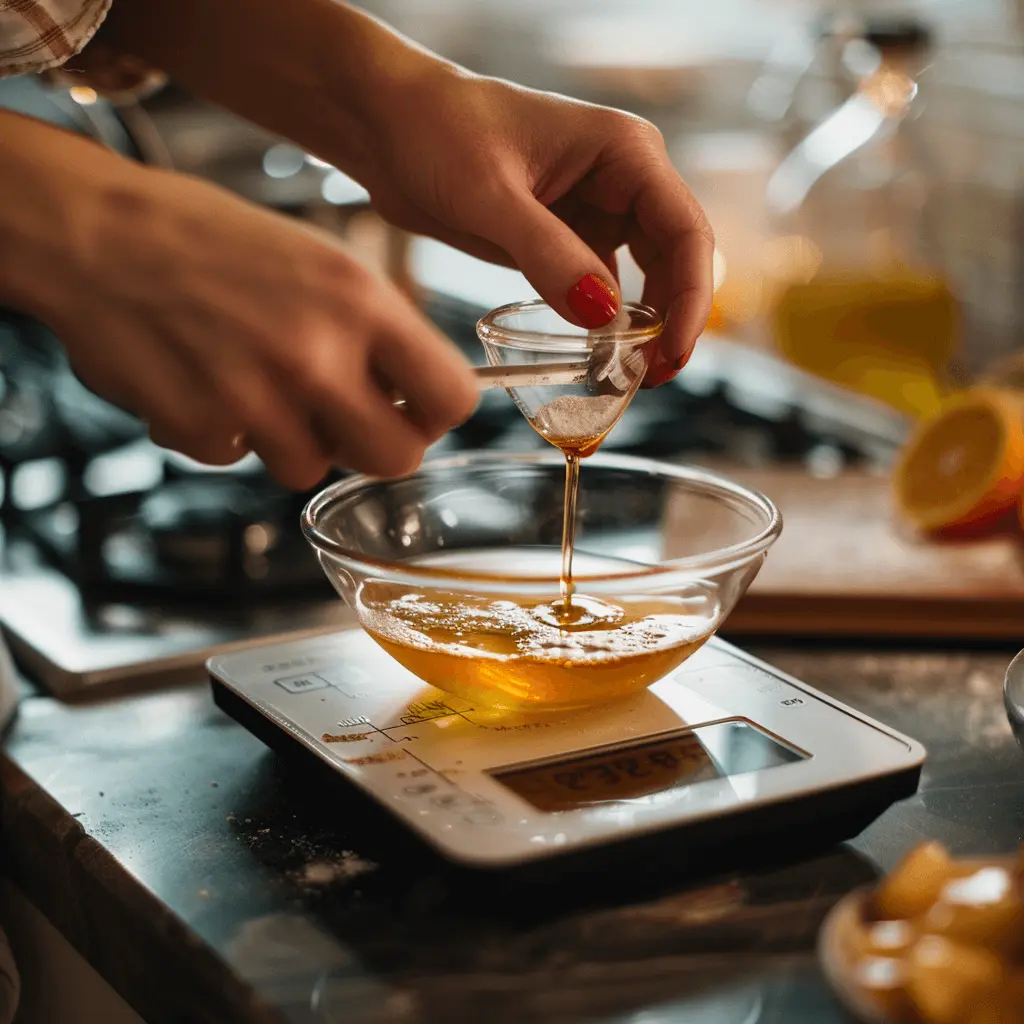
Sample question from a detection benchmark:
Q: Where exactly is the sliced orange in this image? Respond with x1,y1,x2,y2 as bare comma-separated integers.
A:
894,388,1024,533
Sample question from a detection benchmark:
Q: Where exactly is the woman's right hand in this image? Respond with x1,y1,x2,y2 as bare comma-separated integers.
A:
42,165,479,490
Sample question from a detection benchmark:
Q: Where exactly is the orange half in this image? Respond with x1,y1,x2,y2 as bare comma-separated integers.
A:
894,388,1024,533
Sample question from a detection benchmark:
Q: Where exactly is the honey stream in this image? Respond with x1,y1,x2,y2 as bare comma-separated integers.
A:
356,373,719,711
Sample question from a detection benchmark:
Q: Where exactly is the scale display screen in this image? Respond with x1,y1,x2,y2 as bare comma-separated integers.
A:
491,719,806,813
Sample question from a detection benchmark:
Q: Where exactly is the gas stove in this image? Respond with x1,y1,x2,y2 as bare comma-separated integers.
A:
0,288,905,698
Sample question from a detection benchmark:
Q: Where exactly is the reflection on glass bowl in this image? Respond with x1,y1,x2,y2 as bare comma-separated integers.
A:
1004,649,1024,753
302,451,781,712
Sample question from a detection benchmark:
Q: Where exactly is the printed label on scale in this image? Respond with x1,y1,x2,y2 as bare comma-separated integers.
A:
275,673,329,695
318,666,372,698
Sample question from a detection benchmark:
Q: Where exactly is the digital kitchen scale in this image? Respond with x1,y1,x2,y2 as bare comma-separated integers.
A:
209,631,925,872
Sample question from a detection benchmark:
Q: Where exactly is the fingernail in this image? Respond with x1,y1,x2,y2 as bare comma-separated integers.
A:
566,274,618,329
641,352,669,389
676,332,702,371
642,348,691,389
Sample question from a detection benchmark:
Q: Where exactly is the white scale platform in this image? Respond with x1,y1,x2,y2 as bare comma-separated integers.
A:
209,632,925,870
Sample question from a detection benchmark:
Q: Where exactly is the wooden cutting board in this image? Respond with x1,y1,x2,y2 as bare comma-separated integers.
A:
712,467,1024,640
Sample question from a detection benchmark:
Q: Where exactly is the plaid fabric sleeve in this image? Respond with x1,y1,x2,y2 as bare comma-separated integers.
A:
0,0,113,78
1,1,165,103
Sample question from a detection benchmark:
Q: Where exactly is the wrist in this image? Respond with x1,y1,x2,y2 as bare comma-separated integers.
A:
308,6,468,187
0,110,145,332
102,0,462,192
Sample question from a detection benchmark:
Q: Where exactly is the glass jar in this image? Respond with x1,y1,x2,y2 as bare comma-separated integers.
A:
762,17,960,419
747,8,863,153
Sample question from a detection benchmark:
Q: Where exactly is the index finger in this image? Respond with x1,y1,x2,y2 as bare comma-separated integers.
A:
373,293,480,440
625,148,715,376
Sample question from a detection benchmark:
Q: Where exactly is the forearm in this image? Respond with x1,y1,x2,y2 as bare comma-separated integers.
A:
98,0,452,188
0,109,139,325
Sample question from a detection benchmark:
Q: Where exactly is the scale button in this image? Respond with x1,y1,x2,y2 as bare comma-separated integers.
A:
403,783,438,797
274,673,329,695
462,805,502,826
430,792,472,811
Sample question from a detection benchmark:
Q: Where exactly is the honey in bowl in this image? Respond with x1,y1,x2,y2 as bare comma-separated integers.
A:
355,551,720,712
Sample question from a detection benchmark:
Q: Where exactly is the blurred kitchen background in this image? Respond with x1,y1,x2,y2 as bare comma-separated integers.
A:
138,0,1024,391
2,0,1023,695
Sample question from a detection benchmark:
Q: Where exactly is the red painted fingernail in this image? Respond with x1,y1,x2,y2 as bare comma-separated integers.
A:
643,347,692,388
641,353,670,389
566,274,618,329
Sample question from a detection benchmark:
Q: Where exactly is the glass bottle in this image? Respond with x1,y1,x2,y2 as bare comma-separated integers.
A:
747,8,863,154
762,17,960,419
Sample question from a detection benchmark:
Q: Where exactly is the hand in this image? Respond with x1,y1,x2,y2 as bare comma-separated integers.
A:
97,1,711,384
44,166,478,489
356,69,715,386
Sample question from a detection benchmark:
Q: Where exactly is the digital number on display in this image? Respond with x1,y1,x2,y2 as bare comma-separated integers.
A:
491,720,803,814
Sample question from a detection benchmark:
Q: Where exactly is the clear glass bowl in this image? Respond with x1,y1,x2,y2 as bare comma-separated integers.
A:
1004,650,1024,753
302,451,781,712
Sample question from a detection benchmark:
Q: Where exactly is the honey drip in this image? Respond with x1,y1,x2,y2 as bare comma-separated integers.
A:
355,368,709,712
532,393,624,625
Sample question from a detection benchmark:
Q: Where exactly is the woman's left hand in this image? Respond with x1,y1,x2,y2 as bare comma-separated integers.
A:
358,68,715,387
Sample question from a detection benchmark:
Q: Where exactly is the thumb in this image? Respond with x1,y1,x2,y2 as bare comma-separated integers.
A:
484,195,620,329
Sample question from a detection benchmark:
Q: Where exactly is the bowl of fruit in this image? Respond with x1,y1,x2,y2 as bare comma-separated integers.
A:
819,841,1024,1023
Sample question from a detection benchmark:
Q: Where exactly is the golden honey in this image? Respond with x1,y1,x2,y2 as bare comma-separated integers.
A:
356,581,717,711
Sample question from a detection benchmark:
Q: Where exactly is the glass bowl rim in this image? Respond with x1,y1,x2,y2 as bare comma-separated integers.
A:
476,299,663,353
1004,648,1024,743
302,450,782,585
